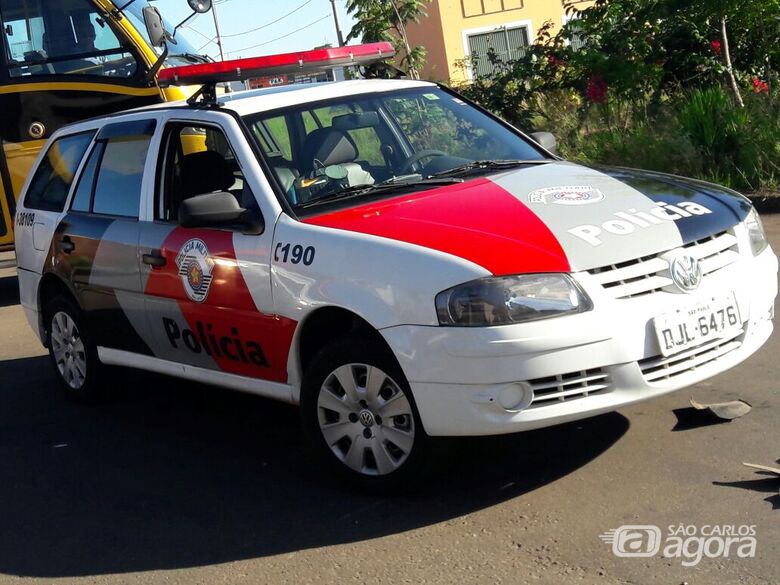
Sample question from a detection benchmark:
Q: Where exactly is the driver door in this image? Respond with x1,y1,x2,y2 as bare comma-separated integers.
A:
138,120,295,384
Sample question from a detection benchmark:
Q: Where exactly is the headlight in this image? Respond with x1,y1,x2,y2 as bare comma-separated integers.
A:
435,274,593,327
746,208,768,256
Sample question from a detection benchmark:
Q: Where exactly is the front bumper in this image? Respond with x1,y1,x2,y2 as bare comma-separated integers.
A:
382,242,778,437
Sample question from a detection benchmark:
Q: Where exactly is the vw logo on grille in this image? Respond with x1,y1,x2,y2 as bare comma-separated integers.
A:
670,254,702,293
359,410,375,427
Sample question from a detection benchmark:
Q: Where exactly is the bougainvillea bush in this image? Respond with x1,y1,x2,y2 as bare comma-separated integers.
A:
454,0,780,192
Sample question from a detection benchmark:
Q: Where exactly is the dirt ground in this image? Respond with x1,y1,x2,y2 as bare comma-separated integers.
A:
0,217,778,585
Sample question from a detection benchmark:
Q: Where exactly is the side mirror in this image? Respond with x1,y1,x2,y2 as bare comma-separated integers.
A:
188,0,212,14
171,0,212,42
530,132,558,156
179,192,264,235
142,6,166,48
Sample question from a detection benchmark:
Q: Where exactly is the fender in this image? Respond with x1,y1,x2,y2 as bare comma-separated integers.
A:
269,213,491,330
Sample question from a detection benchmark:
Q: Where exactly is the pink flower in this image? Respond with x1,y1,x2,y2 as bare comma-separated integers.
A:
586,75,608,103
752,77,769,94
710,40,722,56
547,54,564,67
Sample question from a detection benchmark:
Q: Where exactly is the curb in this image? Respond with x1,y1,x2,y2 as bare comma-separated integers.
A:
748,196,780,214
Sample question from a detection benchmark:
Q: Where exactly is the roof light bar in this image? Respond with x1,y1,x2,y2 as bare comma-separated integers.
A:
158,42,396,88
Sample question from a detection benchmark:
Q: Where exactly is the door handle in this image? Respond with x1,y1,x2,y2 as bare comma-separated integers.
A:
57,237,75,254
142,249,166,267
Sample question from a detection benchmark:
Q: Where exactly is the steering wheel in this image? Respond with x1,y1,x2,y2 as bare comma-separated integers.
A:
397,150,448,175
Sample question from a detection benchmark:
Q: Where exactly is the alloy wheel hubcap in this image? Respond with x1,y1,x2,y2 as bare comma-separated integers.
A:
51,311,87,390
358,410,375,427
317,363,415,476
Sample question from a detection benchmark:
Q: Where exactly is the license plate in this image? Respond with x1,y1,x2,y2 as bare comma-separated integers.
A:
653,293,742,357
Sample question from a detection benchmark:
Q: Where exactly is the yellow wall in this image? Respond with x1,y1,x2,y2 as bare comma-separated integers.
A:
406,0,593,83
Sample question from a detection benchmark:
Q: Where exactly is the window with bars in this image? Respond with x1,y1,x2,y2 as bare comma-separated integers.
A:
466,25,530,78
567,19,587,51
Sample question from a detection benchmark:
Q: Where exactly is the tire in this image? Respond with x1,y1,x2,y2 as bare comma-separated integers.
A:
44,294,103,401
300,334,431,494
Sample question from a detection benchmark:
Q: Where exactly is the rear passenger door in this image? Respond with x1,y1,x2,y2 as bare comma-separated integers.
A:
138,119,295,384
15,131,94,278
56,119,156,354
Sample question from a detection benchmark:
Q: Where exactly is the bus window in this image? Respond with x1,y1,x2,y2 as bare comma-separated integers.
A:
0,0,140,79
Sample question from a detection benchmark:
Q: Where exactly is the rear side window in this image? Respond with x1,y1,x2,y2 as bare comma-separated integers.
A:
24,132,94,212
70,142,103,213
92,135,151,218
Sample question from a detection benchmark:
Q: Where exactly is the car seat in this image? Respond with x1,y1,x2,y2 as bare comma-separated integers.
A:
302,128,374,187
172,151,238,218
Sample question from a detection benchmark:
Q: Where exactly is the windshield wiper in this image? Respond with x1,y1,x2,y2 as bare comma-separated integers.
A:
428,159,553,179
170,52,211,63
296,177,464,210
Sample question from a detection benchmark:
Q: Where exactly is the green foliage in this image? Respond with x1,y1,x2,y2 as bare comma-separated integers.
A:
345,0,430,78
454,22,562,129
565,90,780,191
677,87,745,163
452,0,780,192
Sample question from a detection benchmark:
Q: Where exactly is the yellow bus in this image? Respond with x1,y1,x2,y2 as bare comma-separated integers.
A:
0,0,209,250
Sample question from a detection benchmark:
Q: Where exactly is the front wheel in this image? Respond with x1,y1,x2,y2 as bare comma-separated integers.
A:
300,335,430,493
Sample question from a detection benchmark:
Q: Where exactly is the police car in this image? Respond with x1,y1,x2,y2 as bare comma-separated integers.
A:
14,43,778,490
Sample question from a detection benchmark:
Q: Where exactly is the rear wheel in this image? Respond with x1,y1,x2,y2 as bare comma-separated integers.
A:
301,335,430,493
45,294,102,400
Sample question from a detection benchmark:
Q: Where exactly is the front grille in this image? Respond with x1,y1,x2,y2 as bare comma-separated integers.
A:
588,231,740,300
639,331,744,383
528,368,610,408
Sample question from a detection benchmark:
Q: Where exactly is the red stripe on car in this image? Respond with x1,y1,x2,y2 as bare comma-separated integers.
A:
304,178,571,275
144,228,297,383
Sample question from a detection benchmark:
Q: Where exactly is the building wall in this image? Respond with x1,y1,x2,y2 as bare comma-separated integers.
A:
406,0,593,83
408,0,450,82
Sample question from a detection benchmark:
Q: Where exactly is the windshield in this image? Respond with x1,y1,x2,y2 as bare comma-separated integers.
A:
243,87,548,214
119,2,207,65
1,0,141,78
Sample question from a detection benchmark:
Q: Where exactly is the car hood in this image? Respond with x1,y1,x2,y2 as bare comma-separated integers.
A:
303,161,752,274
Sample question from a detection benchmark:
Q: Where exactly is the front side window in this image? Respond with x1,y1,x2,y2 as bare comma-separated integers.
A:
243,87,546,214
24,131,94,211
1,0,139,79
156,124,249,224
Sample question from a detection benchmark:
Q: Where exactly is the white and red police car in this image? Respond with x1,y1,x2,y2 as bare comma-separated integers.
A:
14,43,778,490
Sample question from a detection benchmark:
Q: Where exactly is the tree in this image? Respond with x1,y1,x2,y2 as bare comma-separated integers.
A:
558,0,780,105
345,0,430,79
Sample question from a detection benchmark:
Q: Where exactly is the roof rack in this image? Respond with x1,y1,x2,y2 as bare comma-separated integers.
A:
157,42,397,107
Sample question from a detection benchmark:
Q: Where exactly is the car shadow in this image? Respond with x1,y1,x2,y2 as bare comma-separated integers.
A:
0,355,630,578
0,274,19,308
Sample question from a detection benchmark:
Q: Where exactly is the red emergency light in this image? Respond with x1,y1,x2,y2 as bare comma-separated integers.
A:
158,42,396,88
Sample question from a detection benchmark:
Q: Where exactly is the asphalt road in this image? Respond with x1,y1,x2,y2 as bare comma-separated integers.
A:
1,218,778,585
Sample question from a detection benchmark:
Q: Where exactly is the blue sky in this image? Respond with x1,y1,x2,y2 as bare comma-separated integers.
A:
156,0,358,59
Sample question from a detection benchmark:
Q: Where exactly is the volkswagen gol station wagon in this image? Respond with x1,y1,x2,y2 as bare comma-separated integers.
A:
14,45,778,490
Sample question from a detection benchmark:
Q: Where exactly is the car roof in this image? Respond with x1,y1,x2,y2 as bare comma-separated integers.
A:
135,78,437,117
46,79,439,141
